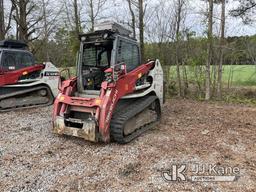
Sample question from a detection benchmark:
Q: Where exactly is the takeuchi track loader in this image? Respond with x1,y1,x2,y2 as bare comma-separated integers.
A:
53,22,164,143
0,40,59,111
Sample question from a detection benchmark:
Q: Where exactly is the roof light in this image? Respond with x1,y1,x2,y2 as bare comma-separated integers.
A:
103,33,109,39
81,36,87,41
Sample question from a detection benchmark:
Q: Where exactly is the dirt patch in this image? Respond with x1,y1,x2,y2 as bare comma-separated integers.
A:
0,99,255,191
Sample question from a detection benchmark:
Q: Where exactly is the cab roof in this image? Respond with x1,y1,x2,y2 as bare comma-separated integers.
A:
79,22,136,42
0,40,27,50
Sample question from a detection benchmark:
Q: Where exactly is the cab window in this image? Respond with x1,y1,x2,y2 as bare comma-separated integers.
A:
2,51,16,70
1,51,35,71
116,39,140,72
82,40,113,68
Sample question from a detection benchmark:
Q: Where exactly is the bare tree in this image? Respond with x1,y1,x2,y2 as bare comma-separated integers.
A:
205,0,214,100
174,0,186,97
62,0,80,32
62,0,72,29
88,0,94,31
42,0,49,60
138,0,145,62
37,0,63,60
126,0,136,38
123,0,146,61
0,0,4,40
85,0,107,31
0,0,15,40
145,0,176,95
230,0,256,23
217,0,226,99
73,0,81,37
11,0,44,42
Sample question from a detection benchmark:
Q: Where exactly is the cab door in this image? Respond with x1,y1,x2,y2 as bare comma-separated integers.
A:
114,36,141,73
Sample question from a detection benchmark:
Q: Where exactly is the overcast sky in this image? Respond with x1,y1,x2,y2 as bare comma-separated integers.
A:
108,0,256,37
187,0,256,37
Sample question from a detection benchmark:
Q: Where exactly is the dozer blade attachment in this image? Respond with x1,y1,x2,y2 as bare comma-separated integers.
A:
53,116,97,142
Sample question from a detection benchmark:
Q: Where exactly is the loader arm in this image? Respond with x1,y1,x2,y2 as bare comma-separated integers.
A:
53,61,154,142
98,61,154,140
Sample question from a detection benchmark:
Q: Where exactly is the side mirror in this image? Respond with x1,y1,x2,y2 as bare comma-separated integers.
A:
114,62,127,74
120,63,127,74
58,68,71,91
113,63,127,81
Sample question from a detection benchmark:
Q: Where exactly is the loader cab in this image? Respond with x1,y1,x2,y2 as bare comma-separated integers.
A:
77,22,141,94
78,30,114,92
0,40,35,72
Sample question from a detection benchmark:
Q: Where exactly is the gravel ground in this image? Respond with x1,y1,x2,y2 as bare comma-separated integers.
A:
0,99,255,192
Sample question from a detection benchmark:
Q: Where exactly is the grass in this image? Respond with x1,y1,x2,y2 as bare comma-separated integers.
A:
61,64,256,87
59,67,76,79
60,64,256,104
222,65,256,86
168,65,256,87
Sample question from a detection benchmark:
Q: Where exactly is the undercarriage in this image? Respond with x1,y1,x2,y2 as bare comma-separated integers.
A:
0,85,54,112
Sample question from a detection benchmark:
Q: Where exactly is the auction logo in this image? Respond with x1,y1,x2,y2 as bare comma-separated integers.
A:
162,165,186,181
162,163,240,182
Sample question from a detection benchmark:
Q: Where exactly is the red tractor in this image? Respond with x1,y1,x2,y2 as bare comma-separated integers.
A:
53,22,164,143
0,40,59,111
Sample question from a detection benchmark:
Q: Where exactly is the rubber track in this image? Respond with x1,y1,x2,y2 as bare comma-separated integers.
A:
110,95,160,144
0,85,54,112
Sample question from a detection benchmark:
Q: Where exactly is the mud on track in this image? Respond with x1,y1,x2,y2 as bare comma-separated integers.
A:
0,99,255,191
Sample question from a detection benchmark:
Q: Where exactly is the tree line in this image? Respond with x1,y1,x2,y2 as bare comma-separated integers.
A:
0,0,256,100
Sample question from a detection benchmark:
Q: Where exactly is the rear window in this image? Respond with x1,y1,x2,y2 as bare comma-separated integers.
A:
1,51,35,71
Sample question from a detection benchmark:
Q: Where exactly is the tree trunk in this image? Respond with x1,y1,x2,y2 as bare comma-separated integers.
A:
205,0,213,100
217,0,226,99
175,0,183,97
18,0,28,42
0,0,4,40
74,0,80,37
89,0,94,31
1,0,14,40
139,0,145,62
212,57,217,96
42,0,49,61
12,0,43,42
127,0,136,38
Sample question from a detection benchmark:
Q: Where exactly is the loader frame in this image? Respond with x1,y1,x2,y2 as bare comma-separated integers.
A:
53,25,164,143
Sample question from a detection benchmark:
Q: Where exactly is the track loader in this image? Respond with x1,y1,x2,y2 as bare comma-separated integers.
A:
0,40,59,111
53,22,164,143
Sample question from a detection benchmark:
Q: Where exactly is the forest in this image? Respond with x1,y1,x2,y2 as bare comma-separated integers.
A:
1,0,256,100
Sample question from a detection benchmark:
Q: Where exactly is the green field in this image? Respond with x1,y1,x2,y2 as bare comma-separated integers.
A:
61,65,256,87
222,65,256,86
169,65,256,87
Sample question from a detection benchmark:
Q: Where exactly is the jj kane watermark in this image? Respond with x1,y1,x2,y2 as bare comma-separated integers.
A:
162,163,240,182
